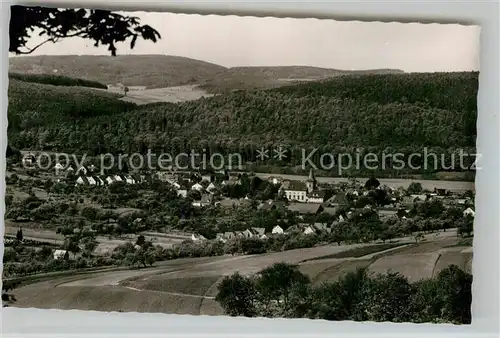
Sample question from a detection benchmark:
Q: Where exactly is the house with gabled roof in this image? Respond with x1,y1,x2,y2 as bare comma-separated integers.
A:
54,162,65,175
191,182,204,191
87,176,97,186
272,225,284,235
303,225,316,235
286,202,324,215
241,229,254,238
251,227,266,237
327,193,349,207
125,175,135,184
323,206,338,216
207,182,218,193
76,175,89,185
463,207,475,217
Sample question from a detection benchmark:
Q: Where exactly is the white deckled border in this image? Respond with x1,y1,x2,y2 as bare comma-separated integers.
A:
1,1,498,338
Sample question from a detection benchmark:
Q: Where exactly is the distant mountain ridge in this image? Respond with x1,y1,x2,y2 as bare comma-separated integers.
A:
9,55,404,91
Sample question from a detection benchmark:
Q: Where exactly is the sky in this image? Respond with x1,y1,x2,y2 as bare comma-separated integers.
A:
11,11,481,72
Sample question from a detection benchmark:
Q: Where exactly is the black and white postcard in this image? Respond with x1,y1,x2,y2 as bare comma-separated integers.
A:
3,5,479,325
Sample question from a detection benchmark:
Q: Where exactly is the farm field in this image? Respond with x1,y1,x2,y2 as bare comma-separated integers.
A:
9,235,471,316
118,85,215,104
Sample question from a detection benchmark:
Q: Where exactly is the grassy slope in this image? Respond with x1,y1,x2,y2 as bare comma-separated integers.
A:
9,55,228,89
10,55,403,91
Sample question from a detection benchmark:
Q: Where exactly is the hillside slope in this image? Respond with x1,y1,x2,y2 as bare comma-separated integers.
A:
10,55,403,92
8,72,478,173
9,55,228,88
200,66,405,93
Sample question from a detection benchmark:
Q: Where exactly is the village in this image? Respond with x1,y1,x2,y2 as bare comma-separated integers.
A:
7,151,475,249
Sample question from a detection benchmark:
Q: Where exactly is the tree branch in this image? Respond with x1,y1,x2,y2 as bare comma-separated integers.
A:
16,37,59,55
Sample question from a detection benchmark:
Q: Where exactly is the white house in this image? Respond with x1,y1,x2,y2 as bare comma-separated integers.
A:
303,226,316,235
191,183,204,191
207,182,217,192
177,189,188,198
86,176,97,185
191,233,207,242
125,175,135,184
272,225,284,235
280,169,324,203
281,180,307,202
76,176,88,185
106,176,115,185
54,162,65,175
463,207,475,217
53,250,67,260
114,175,123,182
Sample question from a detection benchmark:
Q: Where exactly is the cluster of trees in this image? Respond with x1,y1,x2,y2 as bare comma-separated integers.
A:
215,263,472,324
7,79,136,144
2,239,109,278
9,72,107,89
8,72,477,176
110,237,159,268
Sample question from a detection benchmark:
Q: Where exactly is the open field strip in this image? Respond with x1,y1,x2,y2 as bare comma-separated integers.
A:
254,173,474,191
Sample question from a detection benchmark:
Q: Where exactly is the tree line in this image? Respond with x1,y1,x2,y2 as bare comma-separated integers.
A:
215,262,472,324
9,72,108,89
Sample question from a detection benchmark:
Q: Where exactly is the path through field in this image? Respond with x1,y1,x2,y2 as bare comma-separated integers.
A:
117,85,215,104
9,233,472,316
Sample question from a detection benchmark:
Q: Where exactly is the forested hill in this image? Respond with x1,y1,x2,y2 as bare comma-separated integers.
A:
9,71,478,173
9,55,227,88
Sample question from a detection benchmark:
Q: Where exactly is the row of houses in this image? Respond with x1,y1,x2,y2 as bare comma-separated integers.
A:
75,173,150,186
197,204,476,244
212,226,283,243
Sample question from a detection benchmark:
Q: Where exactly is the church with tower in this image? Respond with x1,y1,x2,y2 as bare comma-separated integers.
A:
279,168,325,203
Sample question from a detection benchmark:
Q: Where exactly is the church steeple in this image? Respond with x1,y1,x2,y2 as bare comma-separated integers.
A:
306,168,316,193
308,168,316,182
